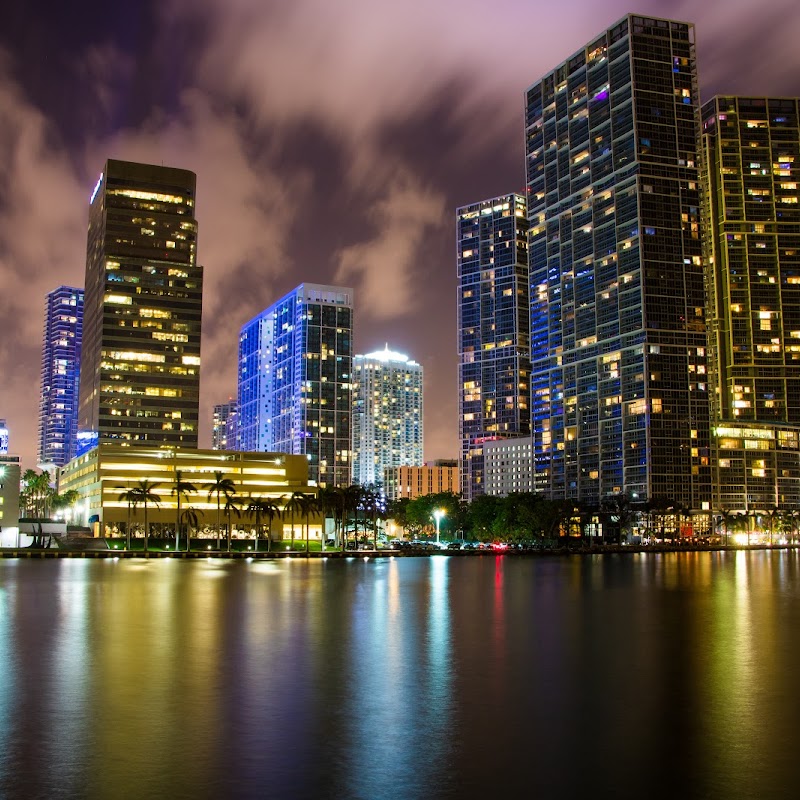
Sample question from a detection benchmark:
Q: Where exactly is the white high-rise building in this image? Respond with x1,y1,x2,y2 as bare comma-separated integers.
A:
352,346,423,487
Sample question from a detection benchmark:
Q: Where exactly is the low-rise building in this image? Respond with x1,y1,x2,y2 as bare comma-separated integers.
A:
384,462,459,501
58,444,319,540
0,455,21,546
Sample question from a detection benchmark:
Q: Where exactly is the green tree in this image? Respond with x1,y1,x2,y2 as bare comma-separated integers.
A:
224,494,242,552
118,486,141,549
205,471,236,550
171,470,196,552
284,491,306,550
248,496,282,552
180,507,203,549
298,493,319,552
131,480,162,553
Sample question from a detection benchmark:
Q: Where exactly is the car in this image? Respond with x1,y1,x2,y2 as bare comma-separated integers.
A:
447,541,462,550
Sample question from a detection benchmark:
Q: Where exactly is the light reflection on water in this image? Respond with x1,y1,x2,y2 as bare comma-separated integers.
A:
1,552,800,799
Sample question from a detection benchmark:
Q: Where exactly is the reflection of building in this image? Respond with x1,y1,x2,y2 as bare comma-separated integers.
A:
238,284,354,487
352,346,423,486
526,14,710,511
58,445,315,538
212,400,237,450
77,159,203,453
38,286,84,469
384,462,459,501
701,96,800,511
484,436,534,496
457,193,530,501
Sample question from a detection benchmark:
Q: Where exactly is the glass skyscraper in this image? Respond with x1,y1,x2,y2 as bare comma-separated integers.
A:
701,96,800,510
351,346,423,487
38,286,84,469
238,283,353,488
457,193,531,501
77,159,202,453
525,14,711,510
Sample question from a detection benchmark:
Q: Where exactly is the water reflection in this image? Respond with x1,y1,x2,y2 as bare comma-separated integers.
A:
1,553,800,799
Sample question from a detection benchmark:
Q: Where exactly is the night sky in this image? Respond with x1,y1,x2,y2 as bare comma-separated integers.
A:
2,0,799,471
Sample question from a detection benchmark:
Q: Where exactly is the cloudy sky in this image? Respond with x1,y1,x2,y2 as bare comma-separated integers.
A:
2,0,799,470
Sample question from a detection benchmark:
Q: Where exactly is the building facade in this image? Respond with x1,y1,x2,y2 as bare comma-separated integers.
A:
212,400,238,451
76,159,202,454
457,193,531,501
384,463,460,501
701,96,800,511
238,284,353,487
483,436,534,496
0,455,21,544
351,346,423,487
525,14,711,511
38,286,84,469
58,445,315,539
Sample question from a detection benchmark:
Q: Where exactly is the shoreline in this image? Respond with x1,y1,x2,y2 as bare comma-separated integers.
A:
2,543,799,559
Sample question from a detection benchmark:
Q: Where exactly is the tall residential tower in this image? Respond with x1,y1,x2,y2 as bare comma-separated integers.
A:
351,346,423,487
77,160,202,453
238,284,353,487
457,193,531,501
525,14,711,511
701,96,800,510
38,286,84,469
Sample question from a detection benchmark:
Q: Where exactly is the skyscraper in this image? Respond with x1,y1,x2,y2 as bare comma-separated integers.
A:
351,345,423,487
38,286,84,469
525,14,711,511
701,96,800,510
457,193,531,501
212,400,237,451
76,159,202,453
238,283,353,487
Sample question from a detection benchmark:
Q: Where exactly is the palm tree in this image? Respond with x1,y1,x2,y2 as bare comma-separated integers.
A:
343,484,365,550
118,487,141,549
180,507,203,549
132,480,162,553
284,491,306,550
299,493,319,553
171,470,196,552
249,497,282,552
224,494,242,552
205,471,236,550
319,487,346,549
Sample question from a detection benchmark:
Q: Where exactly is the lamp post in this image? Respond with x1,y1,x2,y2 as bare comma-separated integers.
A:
433,508,445,545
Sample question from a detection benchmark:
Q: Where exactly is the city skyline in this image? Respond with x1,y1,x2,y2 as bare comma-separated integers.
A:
2,2,800,471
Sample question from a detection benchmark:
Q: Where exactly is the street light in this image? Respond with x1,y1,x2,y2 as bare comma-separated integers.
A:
433,508,445,545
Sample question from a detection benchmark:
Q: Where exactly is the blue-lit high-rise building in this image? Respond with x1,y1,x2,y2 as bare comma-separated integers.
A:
525,14,711,510
457,193,531,501
351,346,423,487
237,283,354,488
38,286,84,469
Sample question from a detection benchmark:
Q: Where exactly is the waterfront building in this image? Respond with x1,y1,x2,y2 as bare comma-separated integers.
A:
457,193,531,501
701,96,800,511
384,462,459,501
212,400,237,451
76,159,202,454
484,436,534,496
351,345,423,487
0,454,21,545
238,284,353,487
525,14,711,511
58,445,316,539
38,286,84,469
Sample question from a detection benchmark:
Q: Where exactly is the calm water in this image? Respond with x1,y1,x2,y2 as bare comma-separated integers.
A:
1,552,799,799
